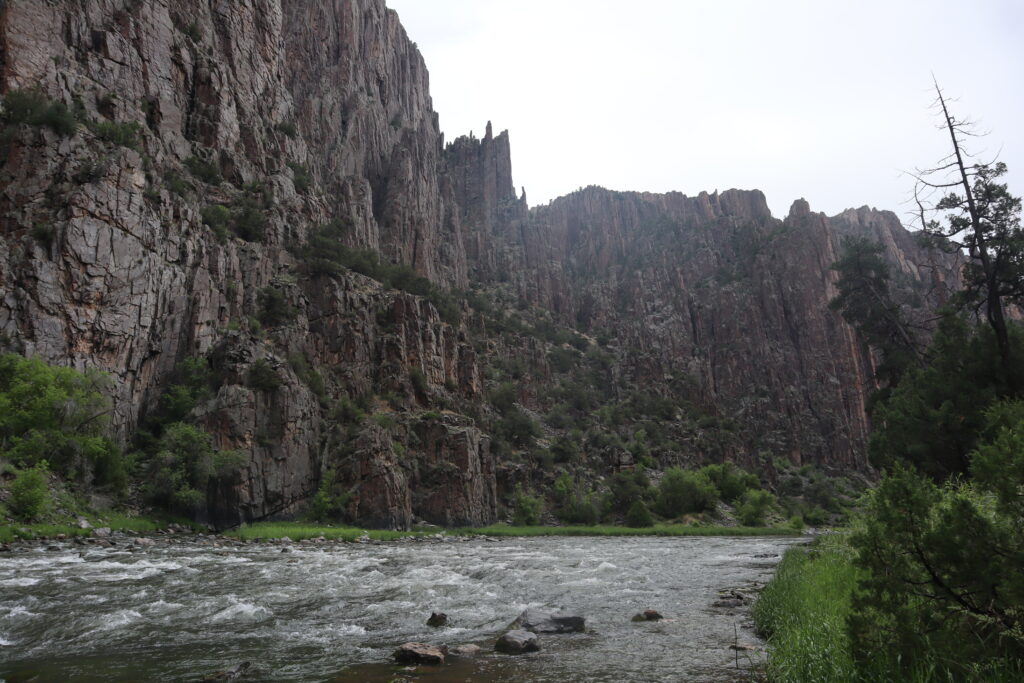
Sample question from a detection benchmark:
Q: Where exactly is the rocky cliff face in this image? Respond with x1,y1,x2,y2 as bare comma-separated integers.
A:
0,0,960,527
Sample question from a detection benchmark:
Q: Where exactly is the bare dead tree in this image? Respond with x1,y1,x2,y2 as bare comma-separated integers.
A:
908,79,1023,381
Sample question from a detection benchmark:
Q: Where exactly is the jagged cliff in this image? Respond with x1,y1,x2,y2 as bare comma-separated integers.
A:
0,0,960,527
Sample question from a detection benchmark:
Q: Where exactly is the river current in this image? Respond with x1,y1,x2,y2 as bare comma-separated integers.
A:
0,534,801,682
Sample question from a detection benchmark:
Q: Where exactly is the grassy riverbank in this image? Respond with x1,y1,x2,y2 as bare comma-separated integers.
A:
752,534,1024,682
0,513,196,543
224,521,803,541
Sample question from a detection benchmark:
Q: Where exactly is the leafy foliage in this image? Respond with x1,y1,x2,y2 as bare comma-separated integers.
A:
8,462,50,521
654,467,717,517
145,422,245,513
246,360,281,393
0,89,78,136
624,499,654,527
511,485,542,526
0,354,126,490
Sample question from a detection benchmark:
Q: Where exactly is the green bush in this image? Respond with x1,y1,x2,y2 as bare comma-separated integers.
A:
624,500,654,527
494,408,540,449
90,120,141,150
512,485,542,525
0,353,126,489
9,462,50,520
308,468,350,522
700,462,758,503
553,472,599,525
201,204,231,243
275,121,297,138
246,360,281,393
409,367,428,395
1,89,78,136
654,467,718,517
231,195,267,241
184,155,221,184
257,286,295,327
736,488,774,526
288,162,311,192
605,467,652,516
146,422,245,512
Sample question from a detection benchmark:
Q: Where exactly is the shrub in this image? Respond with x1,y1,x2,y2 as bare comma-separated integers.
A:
9,462,50,520
181,22,201,43
231,195,266,241
654,467,718,517
308,469,350,522
0,354,126,488
146,422,245,512
90,120,141,150
736,488,774,526
605,467,652,516
246,360,281,393
256,286,295,327
409,367,428,396
288,353,326,401
512,485,542,525
494,408,541,448
625,500,654,527
1,89,78,136
275,121,297,138
184,155,221,184
31,222,55,248
700,462,758,503
288,162,311,192
201,204,231,243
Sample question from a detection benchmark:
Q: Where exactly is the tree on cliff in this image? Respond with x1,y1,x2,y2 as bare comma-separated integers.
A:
829,237,925,392
912,80,1024,380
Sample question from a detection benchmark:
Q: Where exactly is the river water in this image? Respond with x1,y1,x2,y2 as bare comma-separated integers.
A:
0,534,801,682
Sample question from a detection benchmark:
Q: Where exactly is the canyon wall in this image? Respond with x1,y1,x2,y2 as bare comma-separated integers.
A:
0,0,961,526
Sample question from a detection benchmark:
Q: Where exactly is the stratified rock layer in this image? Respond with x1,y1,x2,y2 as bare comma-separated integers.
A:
0,0,961,526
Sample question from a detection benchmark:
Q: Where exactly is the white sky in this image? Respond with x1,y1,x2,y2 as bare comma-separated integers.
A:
386,1,1023,221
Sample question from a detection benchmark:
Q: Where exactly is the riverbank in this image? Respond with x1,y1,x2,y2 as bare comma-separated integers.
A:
1,518,803,546
752,534,1024,682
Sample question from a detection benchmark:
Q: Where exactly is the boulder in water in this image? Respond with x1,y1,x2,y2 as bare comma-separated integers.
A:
449,644,482,657
393,642,447,665
631,609,664,622
495,630,540,654
426,611,448,627
512,607,585,633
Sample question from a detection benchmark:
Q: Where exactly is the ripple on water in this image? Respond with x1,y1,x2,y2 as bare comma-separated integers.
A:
0,535,801,682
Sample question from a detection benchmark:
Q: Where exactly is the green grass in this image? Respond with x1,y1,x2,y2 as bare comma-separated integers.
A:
752,534,860,682
0,513,199,543
751,534,1024,682
225,522,430,542
458,523,803,537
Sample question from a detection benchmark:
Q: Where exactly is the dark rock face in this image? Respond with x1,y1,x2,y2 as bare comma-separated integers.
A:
426,612,448,627
0,0,962,526
512,608,586,634
495,630,540,654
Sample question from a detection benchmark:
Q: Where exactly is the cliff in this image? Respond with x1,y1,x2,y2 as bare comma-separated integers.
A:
0,0,961,527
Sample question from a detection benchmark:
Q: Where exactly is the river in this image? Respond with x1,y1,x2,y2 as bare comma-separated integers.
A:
0,534,801,682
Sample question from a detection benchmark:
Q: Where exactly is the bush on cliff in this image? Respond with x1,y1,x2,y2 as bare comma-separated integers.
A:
654,467,717,517
8,462,51,521
0,353,127,491
145,422,245,512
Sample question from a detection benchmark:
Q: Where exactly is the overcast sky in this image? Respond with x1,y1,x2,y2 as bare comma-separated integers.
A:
385,1,1023,222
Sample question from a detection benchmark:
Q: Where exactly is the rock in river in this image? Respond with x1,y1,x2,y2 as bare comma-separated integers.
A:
495,630,540,654
393,642,447,665
631,609,664,622
512,607,585,633
426,611,448,627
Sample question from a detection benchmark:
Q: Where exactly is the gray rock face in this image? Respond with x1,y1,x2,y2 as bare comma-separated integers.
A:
0,0,964,529
512,608,586,634
494,630,540,654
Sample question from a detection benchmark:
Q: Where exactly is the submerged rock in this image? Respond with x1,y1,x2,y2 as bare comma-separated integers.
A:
426,612,448,627
512,607,585,633
449,644,481,657
495,630,540,654
201,661,251,680
631,609,664,622
393,642,447,665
